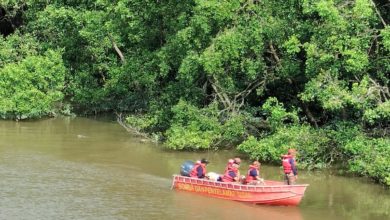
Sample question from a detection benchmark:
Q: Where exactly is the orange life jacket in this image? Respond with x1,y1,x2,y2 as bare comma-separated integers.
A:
189,162,206,178
222,167,238,182
224,159,234,173
282,155,293,174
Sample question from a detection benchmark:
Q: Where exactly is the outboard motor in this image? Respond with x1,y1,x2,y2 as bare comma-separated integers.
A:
180,160,194,177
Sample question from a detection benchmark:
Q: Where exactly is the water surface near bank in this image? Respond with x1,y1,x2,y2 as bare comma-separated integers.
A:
0,117,388,219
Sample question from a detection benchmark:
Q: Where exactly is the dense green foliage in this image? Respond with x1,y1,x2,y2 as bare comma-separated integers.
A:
0,0,389,185
0,34,66,119
165,100,245,150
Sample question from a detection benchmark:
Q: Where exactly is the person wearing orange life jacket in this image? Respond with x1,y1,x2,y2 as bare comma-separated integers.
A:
233,157,242,178
189,158,209,178
223,159,235,173
233,157,241,165
282,149,298,185
245,161,264,185
221,162,240,182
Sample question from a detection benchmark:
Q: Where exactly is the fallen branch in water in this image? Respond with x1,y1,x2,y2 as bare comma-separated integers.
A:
116,112,158,143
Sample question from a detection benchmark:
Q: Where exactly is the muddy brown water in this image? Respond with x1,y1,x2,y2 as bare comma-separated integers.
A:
0,117,389,220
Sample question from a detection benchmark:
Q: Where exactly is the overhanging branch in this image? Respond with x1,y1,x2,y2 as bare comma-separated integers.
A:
108,33,126,63
370,0,387,26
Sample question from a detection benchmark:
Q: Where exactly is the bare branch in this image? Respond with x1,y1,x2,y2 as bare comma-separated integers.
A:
208,76,233,110
367,77,390,102
370,0,387,26
116,112,157,143
269,41,281,66
236,70,274,100
303,104,319,128
108,33,126,63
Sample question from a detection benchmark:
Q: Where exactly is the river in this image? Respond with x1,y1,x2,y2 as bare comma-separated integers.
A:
0,117,389,220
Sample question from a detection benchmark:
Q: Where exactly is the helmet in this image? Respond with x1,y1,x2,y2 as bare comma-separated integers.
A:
200,158,209,164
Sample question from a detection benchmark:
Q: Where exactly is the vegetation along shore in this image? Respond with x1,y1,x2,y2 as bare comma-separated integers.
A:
0,1,389,186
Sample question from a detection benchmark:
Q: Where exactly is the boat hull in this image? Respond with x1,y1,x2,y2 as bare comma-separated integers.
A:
172,175,308,206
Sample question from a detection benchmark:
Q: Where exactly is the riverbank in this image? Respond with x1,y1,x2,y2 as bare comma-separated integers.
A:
120,112,390,187
2,0,389,188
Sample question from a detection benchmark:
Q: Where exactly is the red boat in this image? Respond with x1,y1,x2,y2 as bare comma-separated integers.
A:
171,175,309,206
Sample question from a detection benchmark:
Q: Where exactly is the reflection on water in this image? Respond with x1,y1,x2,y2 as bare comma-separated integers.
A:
172,191,303,220
299,172,390,220
0,117,389,220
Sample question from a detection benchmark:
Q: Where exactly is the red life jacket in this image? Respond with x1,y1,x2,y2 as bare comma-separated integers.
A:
224,159,234,173
222,167,238,182
282,155,292,174
189,162,206,178
245,165,259,182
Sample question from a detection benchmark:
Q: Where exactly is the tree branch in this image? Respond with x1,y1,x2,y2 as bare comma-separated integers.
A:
370,0,387,26
269,41,281,66
116,112,157,143
209,77,230,109
108,33,126,63
303,103,319,128
368,77,390,102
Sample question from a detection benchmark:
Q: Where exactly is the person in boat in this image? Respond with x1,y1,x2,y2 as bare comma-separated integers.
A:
234,157,241,178
224,157,241,172
189,158,209,179
233,157,241,165
218,158,235,182
221,162,240,182
244,161,264,185
282,149,298,185
224,159,235,173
